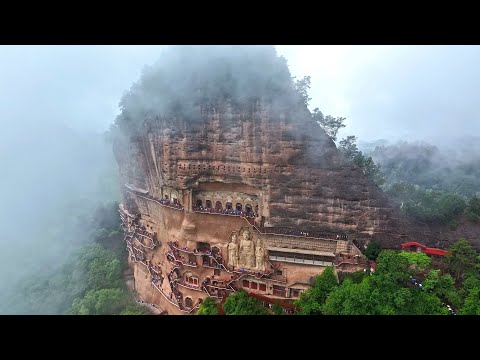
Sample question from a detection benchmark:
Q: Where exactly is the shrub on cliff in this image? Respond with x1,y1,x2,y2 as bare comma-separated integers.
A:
197,297,218,315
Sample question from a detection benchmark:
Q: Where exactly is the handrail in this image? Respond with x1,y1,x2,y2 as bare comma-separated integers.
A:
166,249,198,268
125,190,184,211
174,279,204,292
193,208,257,219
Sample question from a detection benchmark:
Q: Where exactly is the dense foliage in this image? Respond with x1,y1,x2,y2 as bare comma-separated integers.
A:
466,197,480,224
338,136,385,186
399,252,432,270
222,290,269,315
292,239,480,315
294,267,338,315
364,241,382,261
386,182,468,224
355,139,480,227
197,297,219,315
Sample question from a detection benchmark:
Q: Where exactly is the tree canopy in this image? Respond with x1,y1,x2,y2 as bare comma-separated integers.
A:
399,251,432,270
339,136,385,186
311,108,346,142
197,297,218,315
294,267,338,315
222,290,269,315
364,241,382,261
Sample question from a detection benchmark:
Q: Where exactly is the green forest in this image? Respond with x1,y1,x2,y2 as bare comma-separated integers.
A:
295,238,480,315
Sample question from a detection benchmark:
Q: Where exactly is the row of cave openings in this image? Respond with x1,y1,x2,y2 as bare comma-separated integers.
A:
195,199,258,214
176,163,273,175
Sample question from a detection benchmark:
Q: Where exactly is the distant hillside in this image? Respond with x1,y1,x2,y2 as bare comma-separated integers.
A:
360,136,480,197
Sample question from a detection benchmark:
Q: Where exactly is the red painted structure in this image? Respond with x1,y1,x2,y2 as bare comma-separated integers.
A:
401,242,448,257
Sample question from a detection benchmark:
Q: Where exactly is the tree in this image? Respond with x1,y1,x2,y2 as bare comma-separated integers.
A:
407,290,449,315
312,108,346,142
322,277,377,315
364,241,381,261
294,267,338,314
345,270,367,284
466,196,480,223
197,297,219,315
460,274,480,314
120,305,148,315
423,270,460,307
87,257,122,291
70,288,129,315
222,290,268,315
399,252,432,270
339,136,384,186
461,287,480,315
445,238,478,281
370,251,411,294
293,76,312,107
339,136,360,160
271,302,284,315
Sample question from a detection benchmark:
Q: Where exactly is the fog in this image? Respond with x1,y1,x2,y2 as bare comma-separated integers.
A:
1,45,479,313
276,45,480,142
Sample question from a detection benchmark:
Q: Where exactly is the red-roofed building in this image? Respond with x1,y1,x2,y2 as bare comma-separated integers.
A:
401,242,449,260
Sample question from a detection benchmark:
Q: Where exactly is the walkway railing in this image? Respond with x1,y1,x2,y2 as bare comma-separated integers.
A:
151,281,200,314
193,207,257,219
167,241,273,279
125,189,184,211
174,279,204,293
166,249,198,268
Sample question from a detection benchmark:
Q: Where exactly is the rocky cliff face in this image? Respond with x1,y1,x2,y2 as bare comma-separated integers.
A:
113,45,443,250
115,96,432,249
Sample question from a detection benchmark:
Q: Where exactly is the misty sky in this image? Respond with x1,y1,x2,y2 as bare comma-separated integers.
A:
1,45,479,142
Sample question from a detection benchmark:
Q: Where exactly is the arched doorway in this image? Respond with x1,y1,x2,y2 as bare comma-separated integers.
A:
184,272,199,286
215,201,222,210
202,255,210,266
236,203,243,211
206,200,212,209
226,202,232,210
172,268,180,279
185,297,193,308
245,204,252,215
196,199,203,208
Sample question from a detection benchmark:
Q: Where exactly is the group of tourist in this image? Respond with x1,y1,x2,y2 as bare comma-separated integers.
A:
169,241,225,267
167,247,198,267
263,227,348,240
193,205,257,218
136,224,155,238
156,197,184,210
